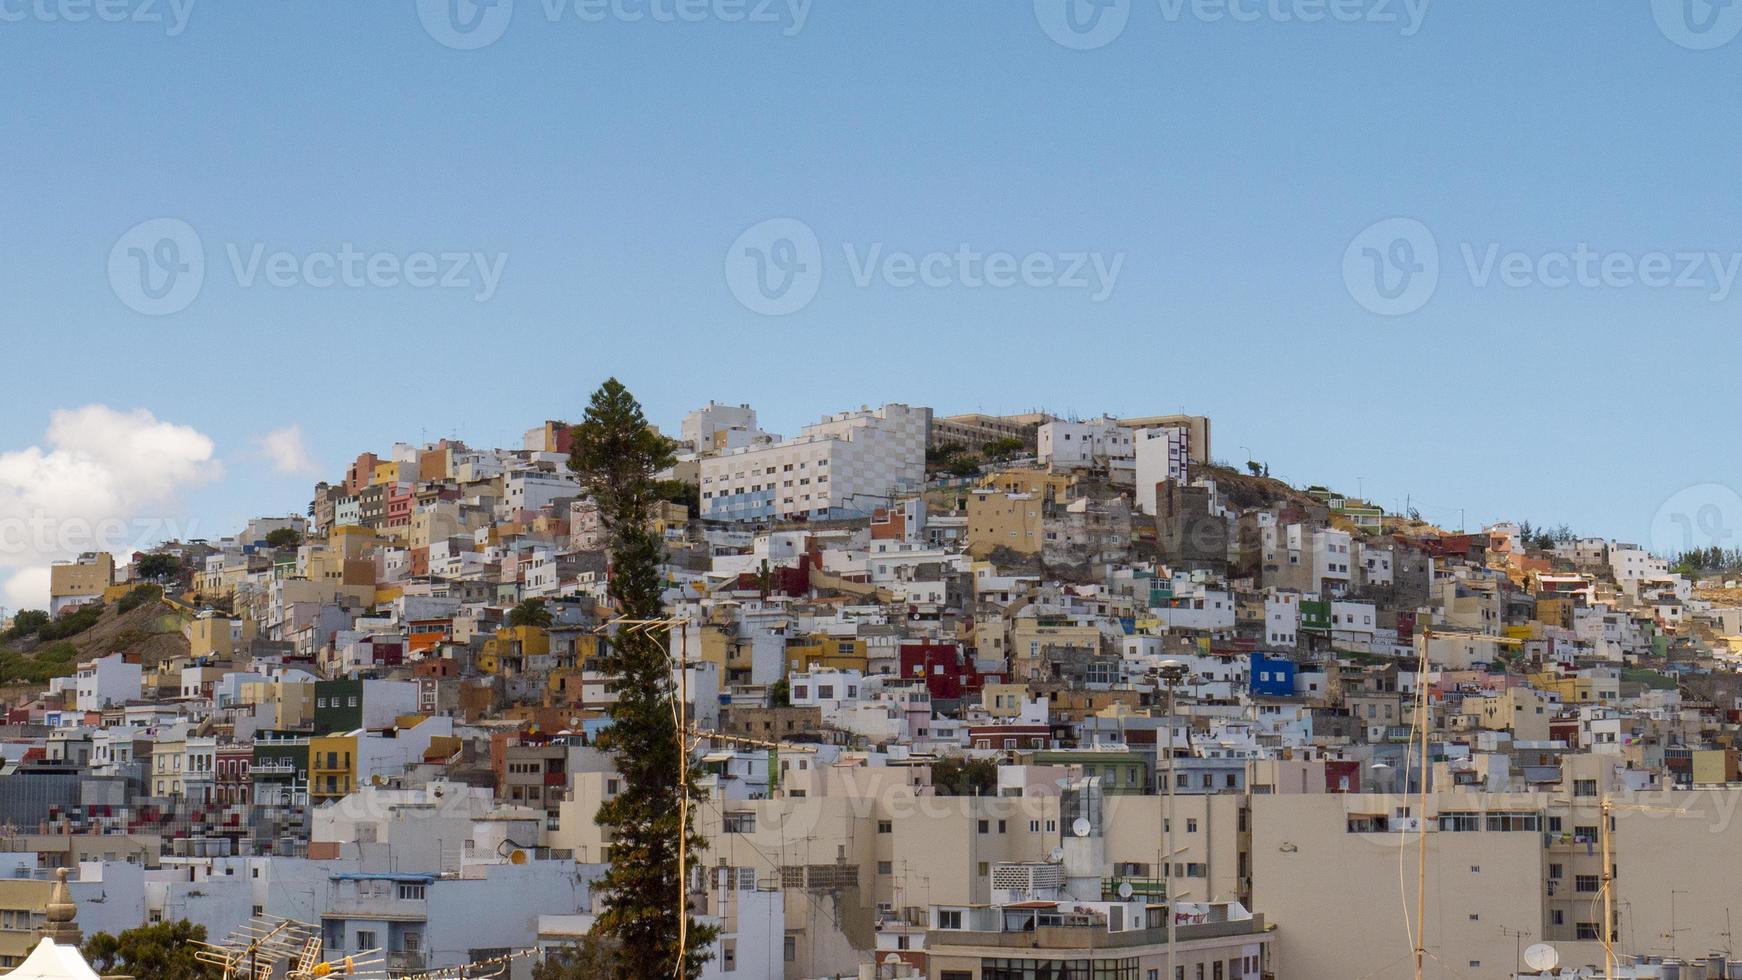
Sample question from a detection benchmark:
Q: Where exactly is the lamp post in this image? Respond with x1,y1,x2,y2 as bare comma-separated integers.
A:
1158,659,1190,980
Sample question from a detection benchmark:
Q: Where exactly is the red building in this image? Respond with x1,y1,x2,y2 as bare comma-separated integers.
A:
899,641,991,700
214,744,253,806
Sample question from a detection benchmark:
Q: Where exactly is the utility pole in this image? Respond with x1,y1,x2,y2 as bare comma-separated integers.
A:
1158,660,1190,980
1501,926,1531,978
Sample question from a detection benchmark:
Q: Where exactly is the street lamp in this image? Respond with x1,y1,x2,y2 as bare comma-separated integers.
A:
1157,659,1191,980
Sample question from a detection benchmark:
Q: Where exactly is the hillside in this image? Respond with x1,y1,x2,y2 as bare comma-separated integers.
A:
0,591,191,687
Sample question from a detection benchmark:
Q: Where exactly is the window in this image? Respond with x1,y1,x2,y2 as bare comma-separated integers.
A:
356,930,377,951
1486,813,1540,832
1574,779,1598,797
938,910,963,929
878,820,892,834
1438,812,1482,832
878,861,893,875
1576,923,1600,941
723,813,755,834
1576,875,1601,893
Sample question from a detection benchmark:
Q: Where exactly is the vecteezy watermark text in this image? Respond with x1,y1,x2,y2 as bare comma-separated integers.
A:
724,218,1125,315
0,0,194,35
1344,218,1742,316
1034,0,1428,51
417,0,810,50
108,218,509,315
0,513,202,557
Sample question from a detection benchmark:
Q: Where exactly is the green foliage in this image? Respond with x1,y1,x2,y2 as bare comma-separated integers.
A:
0,642,81,684
83,920,222,980
932,757,999,796
1,609,49,642
945,457,981,478
982,437,1027,462
509,597,555,628
37,603,104,642
768,676,791,708
568,379,717,979
38,603,103,641
117,584,164,613
136,552,181,582
264,527,303,549
652,478,700,513
1670,545,1742,576
533,934,620,980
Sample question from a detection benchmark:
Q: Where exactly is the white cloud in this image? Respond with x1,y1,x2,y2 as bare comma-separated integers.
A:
0,406,220,611
253,425,318,476
3,568,51,613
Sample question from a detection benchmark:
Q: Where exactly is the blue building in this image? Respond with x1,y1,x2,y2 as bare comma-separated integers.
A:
1248,652,1297,697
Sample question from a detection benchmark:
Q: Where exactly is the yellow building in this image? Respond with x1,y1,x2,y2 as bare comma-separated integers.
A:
480,625,550,676
966,491,1043,560
369,461,402,486
1009,620,1103,682
786,634,868,673
48,553,113,612
1691,747,1739,786
308,734,357,802
0,879,60,968
979,466,1076,502
186,614,256,660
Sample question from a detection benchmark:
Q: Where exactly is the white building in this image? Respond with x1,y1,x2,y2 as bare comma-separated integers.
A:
1037,417,1133,471
74,654,142,712
699,404,929,522
681,401,776,453
1132,425,1192,515
502,472,577,518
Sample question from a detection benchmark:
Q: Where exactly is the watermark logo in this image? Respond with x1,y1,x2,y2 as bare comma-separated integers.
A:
0,0,196,36
1157,0,1429,34
0,513,203,558
1343,217,1438,316
108,219,510,312
725,219,1127,315
726,218,823,316
1035,0,1131,50
1653,0,1742,50
419,0,810,49
1344,220,1742,315
1651,483,1742,558
418,0,516,49
1038,0,1427,48
109,218,205,316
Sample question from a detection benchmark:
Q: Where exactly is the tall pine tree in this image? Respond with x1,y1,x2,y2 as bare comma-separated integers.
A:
568,379,717,979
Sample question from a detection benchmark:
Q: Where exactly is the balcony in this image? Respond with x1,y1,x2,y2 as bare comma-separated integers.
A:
385,951,427,974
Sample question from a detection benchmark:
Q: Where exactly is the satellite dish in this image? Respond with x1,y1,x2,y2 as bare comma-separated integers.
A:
1072,818,1092,838
1048,848,1065,862
1117,882,1134,900
1522,943,1560,973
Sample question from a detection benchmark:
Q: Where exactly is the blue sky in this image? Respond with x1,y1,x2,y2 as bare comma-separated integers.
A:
3,0,1742,605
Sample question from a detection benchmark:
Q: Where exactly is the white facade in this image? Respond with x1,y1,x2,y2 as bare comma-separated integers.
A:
699,404,928,522
1132,425,1191,515
75,654,143,712
1037,417,1132,470
502,472,577,517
